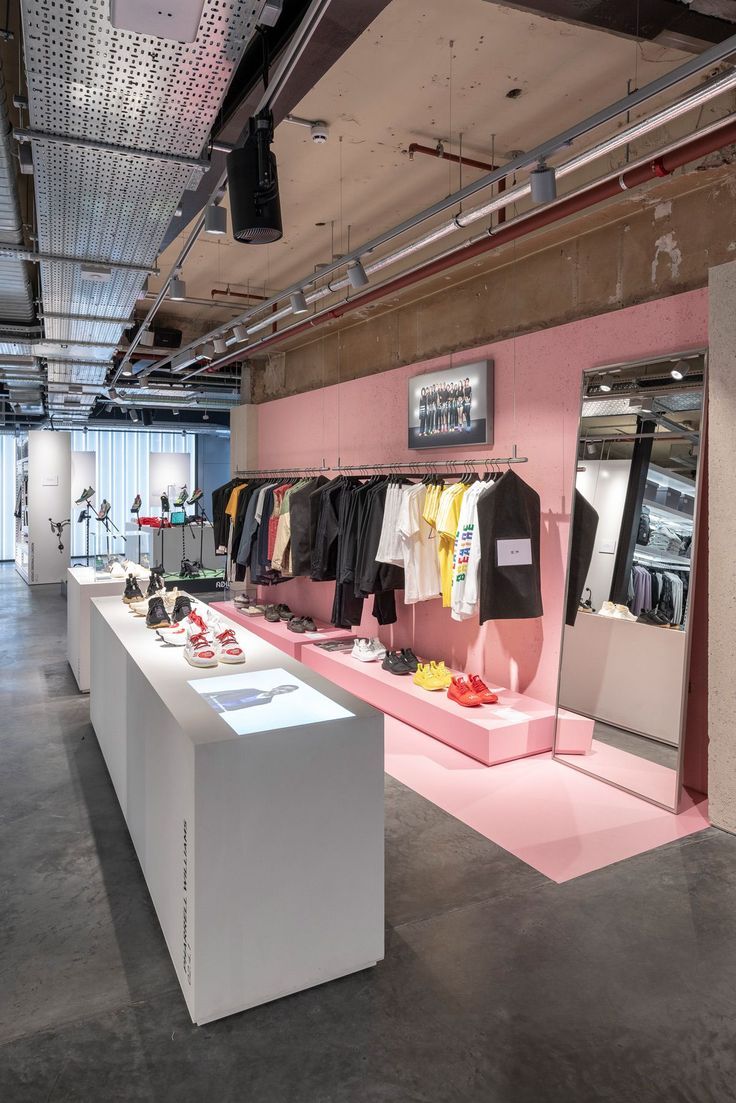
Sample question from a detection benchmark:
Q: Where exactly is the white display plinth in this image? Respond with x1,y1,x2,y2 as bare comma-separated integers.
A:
66,567,125,691
89,595,384,1025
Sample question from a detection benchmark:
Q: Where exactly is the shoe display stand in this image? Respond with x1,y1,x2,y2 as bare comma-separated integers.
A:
89,595,384,1025
211,601,355,659
66,567,126,691
560,610,686,746
301,644,593,766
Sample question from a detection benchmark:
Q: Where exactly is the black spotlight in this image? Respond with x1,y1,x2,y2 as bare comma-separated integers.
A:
227,110,283,244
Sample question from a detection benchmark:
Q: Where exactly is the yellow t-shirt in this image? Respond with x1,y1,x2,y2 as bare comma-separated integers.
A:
422,482,442,528
436,484,467,607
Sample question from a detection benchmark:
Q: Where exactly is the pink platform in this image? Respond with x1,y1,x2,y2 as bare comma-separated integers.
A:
385,718,709,882
301,643,591,765
211,601,355,659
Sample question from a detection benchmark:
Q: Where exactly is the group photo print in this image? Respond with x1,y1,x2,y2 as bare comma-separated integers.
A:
407,359,493,449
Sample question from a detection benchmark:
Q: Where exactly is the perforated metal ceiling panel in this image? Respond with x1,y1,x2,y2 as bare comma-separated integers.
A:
19,0,269,421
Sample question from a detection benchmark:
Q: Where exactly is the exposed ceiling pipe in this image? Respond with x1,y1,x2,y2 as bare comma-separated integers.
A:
165,61,736,374
186,112,736,371
407,142,497,172
115,28,736,386
211,286,269,301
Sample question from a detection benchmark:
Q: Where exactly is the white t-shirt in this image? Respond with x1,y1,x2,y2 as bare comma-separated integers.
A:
375,482,405,566
451,481,494,620
397,484,441,603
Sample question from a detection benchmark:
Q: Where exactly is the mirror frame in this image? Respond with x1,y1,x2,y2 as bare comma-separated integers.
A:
552,348,708,813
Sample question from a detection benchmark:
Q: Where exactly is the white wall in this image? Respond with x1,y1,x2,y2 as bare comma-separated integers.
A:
575,458,631,611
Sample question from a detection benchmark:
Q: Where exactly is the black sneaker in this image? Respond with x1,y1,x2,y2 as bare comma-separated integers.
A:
75,486,94,504
130,493,142,513
382,650,413,675
146,570,165,599
187,488,204,505
276,604,293,621
180,558,201,578
401,648,419,672
161,492,170,512
264,605,281,623
122,574,143,604
146,595,170,629
637,610,669,627
172,595,193,623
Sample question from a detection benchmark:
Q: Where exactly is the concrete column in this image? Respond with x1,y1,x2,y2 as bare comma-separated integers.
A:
229,403,258,477
707,260,736,831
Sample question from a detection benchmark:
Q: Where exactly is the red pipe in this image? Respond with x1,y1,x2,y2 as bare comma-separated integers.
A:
408,142,497,173
211,287,268,302
212,116,736,368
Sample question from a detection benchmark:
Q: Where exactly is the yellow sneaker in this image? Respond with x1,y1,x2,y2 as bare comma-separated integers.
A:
430,660,452,689
413,662,445,691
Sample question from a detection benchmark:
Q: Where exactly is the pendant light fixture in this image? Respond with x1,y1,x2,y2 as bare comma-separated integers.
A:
530,159,557,204
347,259,369,288
232,324,249,341
227,111,283,244
290,290,308,314
169,274,186,300
213,337,228,354
205,203,227,236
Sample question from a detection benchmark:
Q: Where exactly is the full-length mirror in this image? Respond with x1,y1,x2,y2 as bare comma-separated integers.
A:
553,351,705,811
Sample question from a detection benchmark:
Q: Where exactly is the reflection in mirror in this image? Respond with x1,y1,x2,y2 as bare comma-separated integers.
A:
553,351,705,811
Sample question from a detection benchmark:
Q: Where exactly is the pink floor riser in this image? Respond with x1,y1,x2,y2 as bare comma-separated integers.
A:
384,717,708,883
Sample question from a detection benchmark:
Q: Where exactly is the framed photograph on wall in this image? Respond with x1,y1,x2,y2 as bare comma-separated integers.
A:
408,359,493,449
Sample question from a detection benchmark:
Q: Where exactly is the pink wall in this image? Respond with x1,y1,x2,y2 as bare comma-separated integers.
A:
257,289,708,705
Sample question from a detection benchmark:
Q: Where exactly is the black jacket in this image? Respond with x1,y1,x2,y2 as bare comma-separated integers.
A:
477,470,543,623
565,490,599,626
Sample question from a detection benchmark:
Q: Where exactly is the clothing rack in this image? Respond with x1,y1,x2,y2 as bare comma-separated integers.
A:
633,550,691,571
234,455,528,478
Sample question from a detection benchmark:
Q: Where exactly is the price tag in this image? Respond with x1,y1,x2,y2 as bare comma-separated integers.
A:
497,538,532,566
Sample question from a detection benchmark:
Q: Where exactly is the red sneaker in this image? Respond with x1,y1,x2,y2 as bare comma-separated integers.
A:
468,674,498,705
447,676,483,708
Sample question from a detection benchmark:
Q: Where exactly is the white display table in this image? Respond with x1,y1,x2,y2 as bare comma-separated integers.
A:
89,595,384,1025
66,567,125,691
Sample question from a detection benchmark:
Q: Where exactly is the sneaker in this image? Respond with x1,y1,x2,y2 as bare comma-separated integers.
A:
382,650,413,676
75,486,94,504
276,603,293,622
109,561,127,579
447,676,483,708
429,661,452,689
468,674,499,705
122,574,143,604
146,595,171,630
121,560,149,581
130,494,142,513
129,599,149,617
184,612,218,668
171,594,192,623
146,570,165,599
287,616,317,633
612,604,637,621
401,648,419,673
351,638,386,662
160,492,170,512
180,558,201,578
174,486,188,508
156,622,187,646
264,605,281,623
97,499,111,521
637,610,669,627
598,601,616,618
413,662,446,691
187,488,204,505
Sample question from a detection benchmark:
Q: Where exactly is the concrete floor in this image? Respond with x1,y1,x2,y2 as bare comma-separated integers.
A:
1,564,736,1102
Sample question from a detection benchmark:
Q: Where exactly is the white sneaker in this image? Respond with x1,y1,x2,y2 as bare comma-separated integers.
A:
122,560,150,581
351,637,386,662
612,604,637,621
157,623,187,646
199,606,245,663
109,561,127,579
598,602,616,618
163,587,179,614
184,612,218,668
129,600,148,616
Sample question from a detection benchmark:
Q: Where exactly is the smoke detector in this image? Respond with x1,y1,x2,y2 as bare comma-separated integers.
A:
310,123,329,144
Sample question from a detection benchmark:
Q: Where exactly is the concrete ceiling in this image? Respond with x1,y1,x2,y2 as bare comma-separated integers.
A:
155,0,700,328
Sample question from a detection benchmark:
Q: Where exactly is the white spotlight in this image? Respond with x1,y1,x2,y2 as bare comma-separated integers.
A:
129,408,139,423
232,324,249,341
670,360,688,381
205,204,227,235
347,259,369,289
213,338,228,354
598,375,613,393
530,160,557,204
169,276,186,301
290,290,308,314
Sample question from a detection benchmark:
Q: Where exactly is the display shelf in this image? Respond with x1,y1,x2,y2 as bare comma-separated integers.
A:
90,595,384,1025
66,567,125,691
211,601,355,659
643,499,694,526
647,463,695,495
300,643,591,766
634,545,691,569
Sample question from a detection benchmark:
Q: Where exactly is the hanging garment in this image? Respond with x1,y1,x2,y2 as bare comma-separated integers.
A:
436,482,467,607
375,481,406,566
477,469,543,623
397,484,442,604
286,476,328,577
565,490,599,627
450,481,488,620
